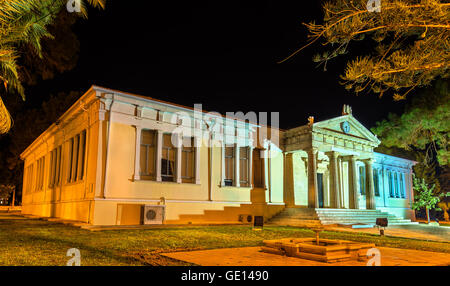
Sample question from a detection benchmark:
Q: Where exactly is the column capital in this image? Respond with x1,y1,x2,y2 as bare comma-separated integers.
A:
362,158,375,165
325,151,339,158
306,147,319,153
337,155,358,162
284,152,294,159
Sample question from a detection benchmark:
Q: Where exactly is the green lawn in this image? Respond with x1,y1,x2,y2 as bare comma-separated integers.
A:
1,213,449,266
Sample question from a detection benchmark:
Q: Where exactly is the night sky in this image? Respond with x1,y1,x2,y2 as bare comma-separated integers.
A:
29,0,407,130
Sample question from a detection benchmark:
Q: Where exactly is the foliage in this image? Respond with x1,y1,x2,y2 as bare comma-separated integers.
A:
18,11,81,86
372,80,449,166
0,0,106,134
0,91,81,201
437,201,449,221
414,151,441,190
412,174,450,212
281,0,450,99
0,185,14,201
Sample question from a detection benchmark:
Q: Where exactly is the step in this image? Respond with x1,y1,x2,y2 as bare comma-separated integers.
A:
319,218,413,223
269,208,416,228
320,220,415,225
317,214,396,218
316,211,390,215
315,209,380,213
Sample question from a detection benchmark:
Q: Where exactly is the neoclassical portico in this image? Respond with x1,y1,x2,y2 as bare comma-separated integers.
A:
282,106,381,210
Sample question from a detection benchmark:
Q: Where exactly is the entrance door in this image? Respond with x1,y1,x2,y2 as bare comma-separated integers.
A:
317,173,324,208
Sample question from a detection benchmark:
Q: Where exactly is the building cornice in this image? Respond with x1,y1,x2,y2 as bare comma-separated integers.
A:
19,87,98,160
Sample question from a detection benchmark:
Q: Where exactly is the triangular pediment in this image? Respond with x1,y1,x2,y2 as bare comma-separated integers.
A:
312,115,381,145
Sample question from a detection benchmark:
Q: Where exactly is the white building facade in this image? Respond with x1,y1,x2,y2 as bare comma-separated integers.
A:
20,86,416,225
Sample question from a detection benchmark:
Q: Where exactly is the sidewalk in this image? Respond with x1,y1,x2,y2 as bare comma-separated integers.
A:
327,224,450,243
162,246,450,266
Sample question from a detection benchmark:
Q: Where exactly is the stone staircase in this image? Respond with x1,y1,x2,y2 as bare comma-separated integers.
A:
268,208,418,228
268,208,323,228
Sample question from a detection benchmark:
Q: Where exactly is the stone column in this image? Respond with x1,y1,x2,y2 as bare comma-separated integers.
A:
248,146,254,188
338,157,345,208
155,130,163,182
133,126,142,181
325,151,340,209
194,137,201,184
364,159,376,209
220,139,226,186
234,144,240,187
283,153,295,207
307,148,318,208
348,155,359,209
175,133,182,183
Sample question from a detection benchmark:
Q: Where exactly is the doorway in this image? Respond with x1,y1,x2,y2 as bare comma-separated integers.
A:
317,173,324,208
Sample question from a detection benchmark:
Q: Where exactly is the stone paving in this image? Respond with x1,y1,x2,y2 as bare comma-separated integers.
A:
162,246,450,266
328,224,450,243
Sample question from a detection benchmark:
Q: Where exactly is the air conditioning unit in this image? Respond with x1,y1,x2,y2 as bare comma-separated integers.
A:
141,205,166,225
238,214,253,223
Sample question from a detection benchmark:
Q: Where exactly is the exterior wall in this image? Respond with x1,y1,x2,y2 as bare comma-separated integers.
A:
21,89,101,223
94,121,254,225
266,141,284,204
373,152,416,220
88,87,276,225
292,152,308,206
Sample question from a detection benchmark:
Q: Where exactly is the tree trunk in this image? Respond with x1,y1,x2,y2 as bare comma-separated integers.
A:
11,189,15,207
426,207,430,223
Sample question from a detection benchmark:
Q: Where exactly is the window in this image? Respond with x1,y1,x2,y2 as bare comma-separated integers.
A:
224,145,235,186
72,134,80,181
140,130,156,179
388,171,394,197
373,169,380,197
66,130,87,183
359,166,366,195
161,133,175,182
35,157,45,191
135,129,199,184
394,172,399,198
399,173,405,198
56,146,62,185
253,148,264,188
48,146,62,188
78,131,86,180
25,164,34,194
181,137,195,183
239,147,250,187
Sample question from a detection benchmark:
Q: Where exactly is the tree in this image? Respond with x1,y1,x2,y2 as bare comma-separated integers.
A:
371,80,449,166
0,0,106,134
0,91,82,203
412,174,450,223
280,0,450,99
0,185,14,204
437,201,449,221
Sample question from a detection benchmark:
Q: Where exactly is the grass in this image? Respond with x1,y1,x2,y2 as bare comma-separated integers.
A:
1,213,449,266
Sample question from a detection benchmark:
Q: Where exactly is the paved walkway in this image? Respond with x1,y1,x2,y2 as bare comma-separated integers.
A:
162,246,450,266
328,224,450,243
